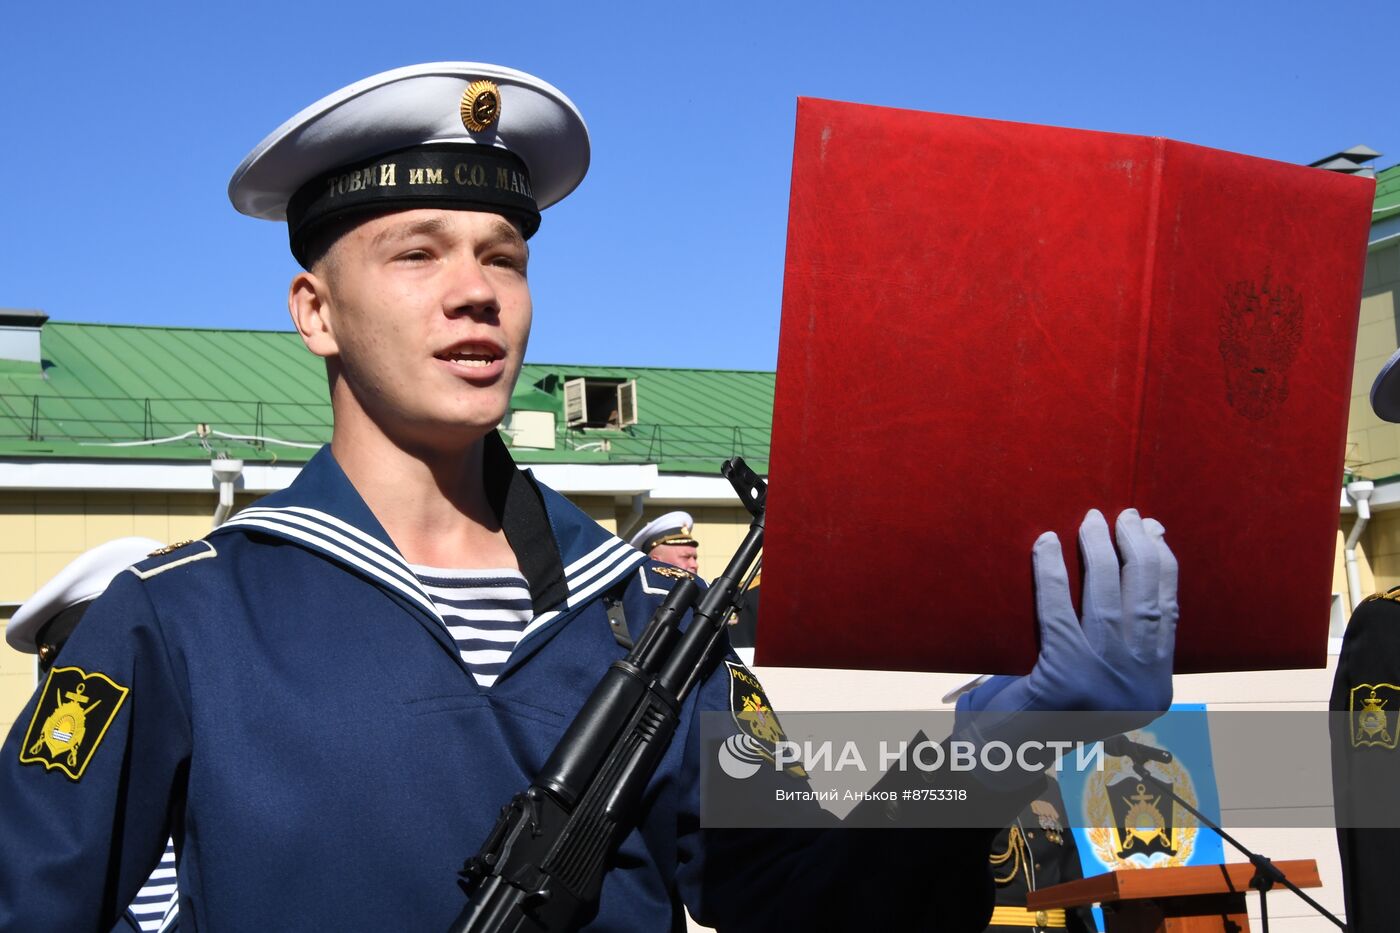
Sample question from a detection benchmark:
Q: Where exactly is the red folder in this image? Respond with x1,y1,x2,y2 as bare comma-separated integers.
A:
757,99,1374,675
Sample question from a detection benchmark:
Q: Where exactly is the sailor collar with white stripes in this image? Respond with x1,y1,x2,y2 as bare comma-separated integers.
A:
216,433,579,616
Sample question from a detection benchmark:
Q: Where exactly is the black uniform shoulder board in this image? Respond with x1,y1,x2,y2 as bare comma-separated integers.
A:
1361,584,1400,605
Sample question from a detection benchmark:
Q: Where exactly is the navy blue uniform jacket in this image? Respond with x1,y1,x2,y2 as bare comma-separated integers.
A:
0,438,1000,931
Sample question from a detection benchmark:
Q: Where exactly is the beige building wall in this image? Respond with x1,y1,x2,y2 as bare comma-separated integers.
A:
1345,241,1400,479
1360,508,1400,595
0,607,32,745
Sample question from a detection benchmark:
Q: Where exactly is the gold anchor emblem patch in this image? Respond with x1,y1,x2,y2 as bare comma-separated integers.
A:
20,666,130,780
1112,782,1176,856
1351,683,1400,749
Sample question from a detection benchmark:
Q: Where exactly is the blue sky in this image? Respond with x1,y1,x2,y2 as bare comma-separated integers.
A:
1,1,1393,371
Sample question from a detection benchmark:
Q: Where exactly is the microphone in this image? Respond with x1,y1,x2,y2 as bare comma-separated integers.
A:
1103,734,1173,764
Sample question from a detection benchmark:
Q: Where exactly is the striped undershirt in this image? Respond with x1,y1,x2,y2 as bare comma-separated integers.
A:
411,565,533,687
126,839,179,932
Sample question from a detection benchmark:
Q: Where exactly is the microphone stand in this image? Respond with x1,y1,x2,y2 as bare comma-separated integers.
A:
1109,742,1346,932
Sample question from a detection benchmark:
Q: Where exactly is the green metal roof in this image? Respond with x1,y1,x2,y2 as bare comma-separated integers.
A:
0,322,772,473
1375,163,1400,224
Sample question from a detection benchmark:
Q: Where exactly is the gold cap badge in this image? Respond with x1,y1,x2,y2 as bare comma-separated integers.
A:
461,80,501,132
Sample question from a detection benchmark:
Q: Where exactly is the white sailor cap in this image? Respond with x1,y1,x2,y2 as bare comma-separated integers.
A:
228,62,590,267
5,537,164,656
629,512,699,552
1371,347,1400,423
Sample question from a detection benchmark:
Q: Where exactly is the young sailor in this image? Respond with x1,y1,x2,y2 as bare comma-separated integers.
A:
0,62,1178,931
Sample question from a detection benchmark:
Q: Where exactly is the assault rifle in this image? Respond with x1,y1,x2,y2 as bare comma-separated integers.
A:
448,457,767,933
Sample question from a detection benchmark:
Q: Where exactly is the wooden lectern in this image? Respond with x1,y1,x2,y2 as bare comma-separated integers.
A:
1025,860,1322,932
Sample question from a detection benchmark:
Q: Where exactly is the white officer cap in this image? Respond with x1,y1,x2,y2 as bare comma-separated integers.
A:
6,537,165,654
1371,347,1400,423
228,61,590,267
629,512,699,552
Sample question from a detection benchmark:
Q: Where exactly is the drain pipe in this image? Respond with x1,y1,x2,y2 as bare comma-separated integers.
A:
1344,480,1375,613
211,458,245,528
619,494,647,544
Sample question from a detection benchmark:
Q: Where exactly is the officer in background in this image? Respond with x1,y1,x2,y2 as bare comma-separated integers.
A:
943,679,1095,933
6,537,179,933
985,779,1095,933
1330,587,1400,933
628,510,699,573
1332,346,1400,932
628,513,763,662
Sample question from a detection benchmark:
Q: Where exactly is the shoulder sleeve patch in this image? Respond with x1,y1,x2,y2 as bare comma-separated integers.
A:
724,659,805,778
1348,682,1400,749
19,666,130,780
128,540,217,579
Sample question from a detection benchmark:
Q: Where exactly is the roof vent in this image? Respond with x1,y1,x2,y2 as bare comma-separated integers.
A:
0,309,48,367
1309,145,1382,178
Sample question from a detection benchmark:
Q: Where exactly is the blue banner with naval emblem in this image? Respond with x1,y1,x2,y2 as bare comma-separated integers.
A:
1059,705,1224,871
1057,705,1224,931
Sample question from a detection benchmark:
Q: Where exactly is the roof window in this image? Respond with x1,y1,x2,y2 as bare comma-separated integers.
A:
563,377,637,429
